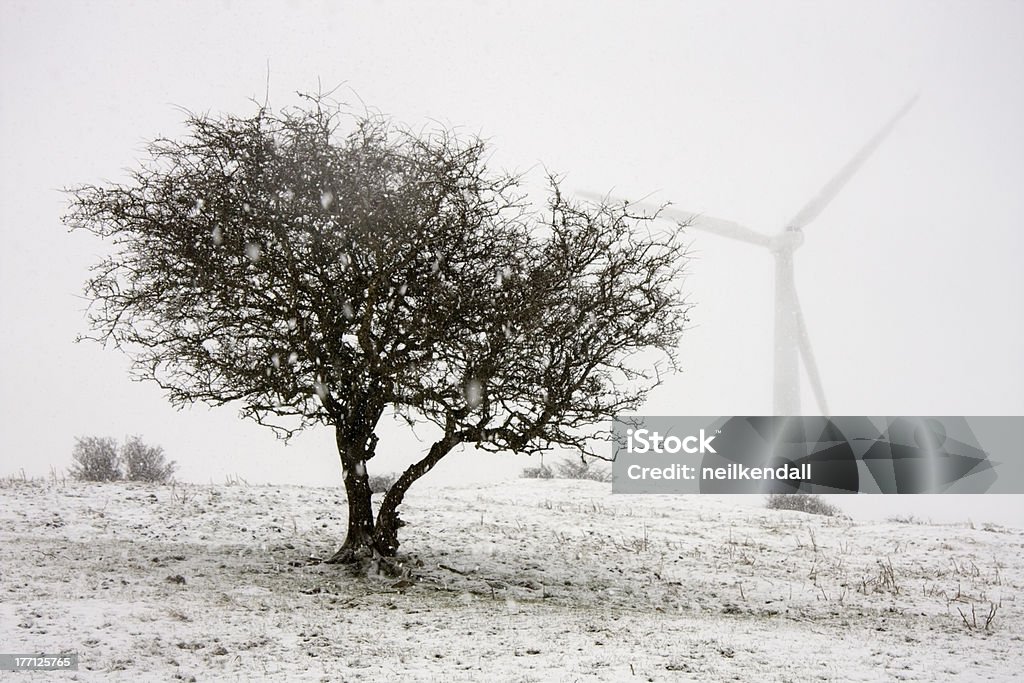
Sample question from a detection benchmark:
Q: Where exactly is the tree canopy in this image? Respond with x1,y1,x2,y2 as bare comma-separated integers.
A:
67,95,691,559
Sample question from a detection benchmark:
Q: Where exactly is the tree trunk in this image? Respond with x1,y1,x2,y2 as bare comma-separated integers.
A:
373,436,457,556
327,428,376,564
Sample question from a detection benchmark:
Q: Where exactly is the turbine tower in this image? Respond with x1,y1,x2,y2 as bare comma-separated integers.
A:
581,97,918,416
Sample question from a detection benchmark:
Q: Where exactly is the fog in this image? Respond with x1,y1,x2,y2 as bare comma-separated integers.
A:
2,1,1021,526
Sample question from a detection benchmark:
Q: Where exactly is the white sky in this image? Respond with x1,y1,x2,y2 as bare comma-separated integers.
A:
2,1,1022,524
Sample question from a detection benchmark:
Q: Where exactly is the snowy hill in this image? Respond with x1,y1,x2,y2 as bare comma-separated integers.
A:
1,478,1021,681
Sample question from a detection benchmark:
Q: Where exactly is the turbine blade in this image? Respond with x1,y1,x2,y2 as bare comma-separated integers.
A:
786,94,919,231
791,289,830,416
577,190,772,248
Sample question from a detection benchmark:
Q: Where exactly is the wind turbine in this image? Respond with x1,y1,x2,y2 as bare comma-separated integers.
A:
580,96,918,416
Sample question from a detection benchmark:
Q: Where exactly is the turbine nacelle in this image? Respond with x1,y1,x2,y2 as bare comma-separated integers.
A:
769,228,805,254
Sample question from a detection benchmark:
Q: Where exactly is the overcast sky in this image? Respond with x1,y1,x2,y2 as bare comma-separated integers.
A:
2,1,1022,524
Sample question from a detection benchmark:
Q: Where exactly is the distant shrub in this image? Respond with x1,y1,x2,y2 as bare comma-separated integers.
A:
69,435,175,483
765,493,841,517
70,436,122,482
521,463,555,479
521,458,611,482
887,514,925,525
368,472,398,494
121,435,176,483
554,457,612,482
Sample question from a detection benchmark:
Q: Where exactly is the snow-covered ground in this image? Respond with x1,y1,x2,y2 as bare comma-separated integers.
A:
1,478,1021,681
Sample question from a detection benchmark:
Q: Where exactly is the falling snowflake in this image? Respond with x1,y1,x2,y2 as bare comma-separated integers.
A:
320,191,334,209
354,461,366,477
271,353,281,369
281,189,295,202
211,225,223,245
314,381,329,401
464,379,483,409
342,302,355,320
288,351,299,365
245,242,262,262
496,265,513,286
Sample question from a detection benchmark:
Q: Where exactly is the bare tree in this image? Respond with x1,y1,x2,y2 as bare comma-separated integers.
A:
66,95,690,561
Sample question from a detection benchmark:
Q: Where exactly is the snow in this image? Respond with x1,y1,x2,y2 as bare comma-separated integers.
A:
496,266,513,287
244,242,262,263
1,478,1021,680
464,380,483,409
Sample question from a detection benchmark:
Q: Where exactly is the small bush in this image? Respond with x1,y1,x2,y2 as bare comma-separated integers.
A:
765,493,841,517
554,457,612,482
887,514,925,525
69,435,175,483
521,458,612,482
70,436,122,482
121,435,177,483
367,472,398,494
521,463,555,479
